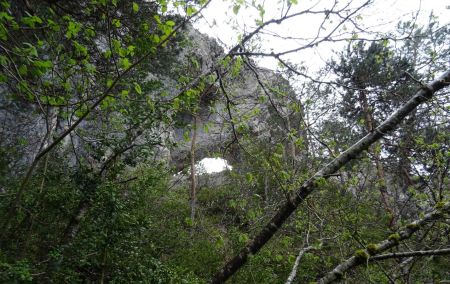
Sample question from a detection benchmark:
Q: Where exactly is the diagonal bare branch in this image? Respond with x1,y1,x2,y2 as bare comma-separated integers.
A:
319,203,450,283
210,70,450,283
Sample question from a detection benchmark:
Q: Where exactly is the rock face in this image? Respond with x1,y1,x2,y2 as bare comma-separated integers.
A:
0,24,300,175
166,25,300,170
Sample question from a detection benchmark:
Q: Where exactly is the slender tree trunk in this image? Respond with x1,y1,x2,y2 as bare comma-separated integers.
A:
190,115,198,223
45,196,91,277
359,90,396,227
286,116,296,168
264,175,269,204
100,247,108,284
60,198,91,247
21,108,59,254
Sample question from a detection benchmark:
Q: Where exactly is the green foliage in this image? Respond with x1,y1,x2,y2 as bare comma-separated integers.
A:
388,233,401,243
0,259,33,283
366,244,378,255
0,1,449,283
354,249,369,261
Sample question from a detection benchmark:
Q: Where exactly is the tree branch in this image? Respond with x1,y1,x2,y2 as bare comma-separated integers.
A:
318,203,450,283
370,247,450,262
210,70,450,283
285,246,314,284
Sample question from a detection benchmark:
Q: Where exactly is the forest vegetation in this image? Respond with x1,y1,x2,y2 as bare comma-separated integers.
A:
0,0,449,283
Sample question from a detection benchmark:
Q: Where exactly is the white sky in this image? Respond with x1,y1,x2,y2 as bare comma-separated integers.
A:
191,0,450,173
195,0,450,70
198,157,233,173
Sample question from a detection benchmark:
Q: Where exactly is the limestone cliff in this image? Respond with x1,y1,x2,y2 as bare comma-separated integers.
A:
0,24,300,175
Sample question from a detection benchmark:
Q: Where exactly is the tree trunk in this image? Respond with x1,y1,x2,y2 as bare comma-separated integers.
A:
286,116,296,168
60,198,91,247
21,107,59,253
359,90,396,227
190,115,198,223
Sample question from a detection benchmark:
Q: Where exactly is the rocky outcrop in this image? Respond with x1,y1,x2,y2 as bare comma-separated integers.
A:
165,26,300,171
0,24,300,175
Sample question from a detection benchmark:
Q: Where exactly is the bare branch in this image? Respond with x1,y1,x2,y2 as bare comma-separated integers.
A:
285,246,314,284
318,203,450,284
370,247,450,262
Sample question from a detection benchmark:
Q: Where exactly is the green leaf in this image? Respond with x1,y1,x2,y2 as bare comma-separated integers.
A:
184,217,193,227
84,62,96,73
23,43,38,57
112,18,121,28
132,2,139,13
104,49,112,59
127,45,135,56
186,6,196,16
47,19,60,31
21,15,43,28
215,237,224,249
257,4,265,19
0,11,13,22
33,60,52,69
66,21,81,39
246,173,253,183
173,97,180,110
183,130,190,142
153,15,161,24
134,82,142,95
238,233,249,244
101,96,116,109
0,23,7,40
255,19,263,26
18,137,28,146
73,41,88,57
119,57,131,69
120,89,129,99
233,5,240,14
18,65,28,75
74,103,88,117
84,26,95,38
165,20,175,27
